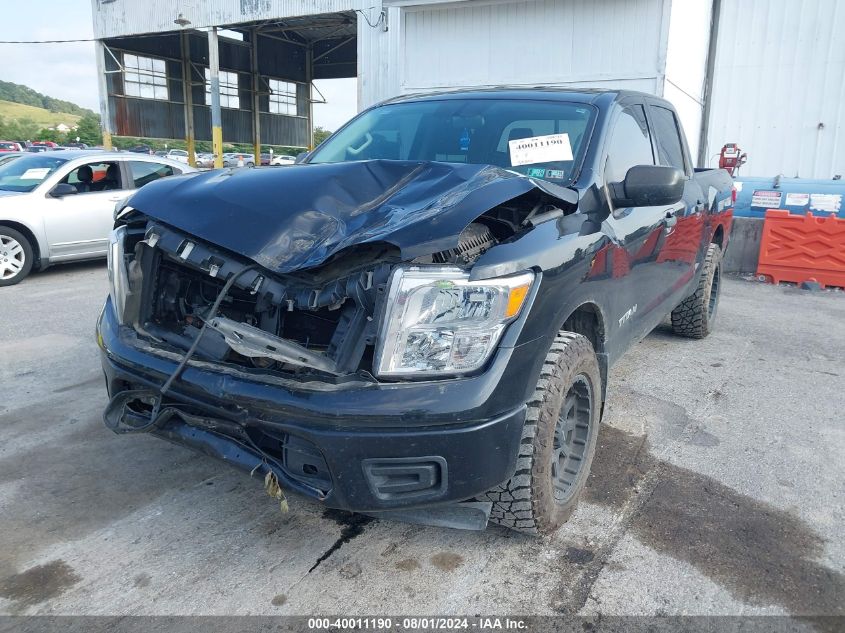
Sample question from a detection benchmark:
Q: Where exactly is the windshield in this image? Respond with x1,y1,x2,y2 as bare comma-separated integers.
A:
0,154,67,193
308,98,596,184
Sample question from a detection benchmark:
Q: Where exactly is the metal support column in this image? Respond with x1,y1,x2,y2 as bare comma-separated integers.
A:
698,0,723,168
207,27,224,168
251,28,261,166
180,32,197,167
94,40,113,150
306,44,314,150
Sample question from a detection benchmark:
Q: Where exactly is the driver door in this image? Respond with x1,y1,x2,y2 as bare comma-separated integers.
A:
42,160,127,260
601,104,682,344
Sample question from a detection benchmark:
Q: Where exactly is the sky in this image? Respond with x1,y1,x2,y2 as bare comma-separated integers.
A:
1,1,358,131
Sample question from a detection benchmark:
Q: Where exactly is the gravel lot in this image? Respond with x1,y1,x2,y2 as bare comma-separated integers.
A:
1,261,843,618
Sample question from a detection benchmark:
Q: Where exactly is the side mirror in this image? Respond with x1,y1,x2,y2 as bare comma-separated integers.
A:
609,165,685,208
49,183,78,198
294,151,308,164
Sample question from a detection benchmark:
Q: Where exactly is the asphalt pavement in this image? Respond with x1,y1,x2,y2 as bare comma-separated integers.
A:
1,261,843,618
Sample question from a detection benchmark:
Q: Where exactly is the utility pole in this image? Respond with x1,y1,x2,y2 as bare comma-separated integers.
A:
94,40,113,150
180,31,197,167
207,27,224,168
251,28,262,167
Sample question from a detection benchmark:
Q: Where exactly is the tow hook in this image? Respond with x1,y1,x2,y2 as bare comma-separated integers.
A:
103,389,170,434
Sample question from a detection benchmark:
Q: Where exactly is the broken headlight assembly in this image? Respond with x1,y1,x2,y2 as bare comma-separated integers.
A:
107,225,130,325
375,267,534,378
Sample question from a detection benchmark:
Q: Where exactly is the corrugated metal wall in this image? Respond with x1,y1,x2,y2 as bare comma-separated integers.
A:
707,0,845,178
92,0,358,38
360,0,668,108
399,0,666,93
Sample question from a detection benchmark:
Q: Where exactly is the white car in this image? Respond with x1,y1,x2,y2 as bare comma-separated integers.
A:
0,150,197,286
270,154,297,166
165,149,193,164
222,153,255,168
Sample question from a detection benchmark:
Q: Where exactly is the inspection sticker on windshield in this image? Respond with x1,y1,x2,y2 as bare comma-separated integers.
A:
20,168,51,180
509,133,573,166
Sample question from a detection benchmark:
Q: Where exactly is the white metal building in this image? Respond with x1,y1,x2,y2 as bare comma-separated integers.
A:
92,0,844,178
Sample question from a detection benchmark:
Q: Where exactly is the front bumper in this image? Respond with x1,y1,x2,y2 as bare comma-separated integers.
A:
97,299,541,512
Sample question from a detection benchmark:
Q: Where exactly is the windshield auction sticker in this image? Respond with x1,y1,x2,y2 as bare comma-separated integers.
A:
509,133,573,166
20,168,51,180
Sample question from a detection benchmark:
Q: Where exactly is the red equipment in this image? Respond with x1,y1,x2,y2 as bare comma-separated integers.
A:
718,143,747,177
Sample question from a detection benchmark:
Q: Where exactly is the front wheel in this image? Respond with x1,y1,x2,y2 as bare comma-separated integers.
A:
0,226,34,287
671,243,722,339
479,332,601,535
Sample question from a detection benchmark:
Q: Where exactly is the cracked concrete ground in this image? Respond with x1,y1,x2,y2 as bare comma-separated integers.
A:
1,261,843,618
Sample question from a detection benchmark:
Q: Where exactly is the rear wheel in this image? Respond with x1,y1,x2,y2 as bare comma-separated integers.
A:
671,243,722,338
0,226,33,287
479,332,601,535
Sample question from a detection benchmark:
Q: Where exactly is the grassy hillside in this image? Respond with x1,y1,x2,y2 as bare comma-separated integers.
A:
0,100,81,129
0,80,95,118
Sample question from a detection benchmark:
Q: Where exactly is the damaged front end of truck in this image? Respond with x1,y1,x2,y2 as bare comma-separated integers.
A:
98,158,582,526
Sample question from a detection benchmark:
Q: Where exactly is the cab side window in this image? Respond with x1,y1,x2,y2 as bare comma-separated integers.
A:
63,161,122,194
649,105,687,173
604,105,654,184
129,161,178,188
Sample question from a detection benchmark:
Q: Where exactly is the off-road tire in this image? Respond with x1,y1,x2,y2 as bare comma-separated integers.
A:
0,226,34,287
671,243,722,339
480,332,601,535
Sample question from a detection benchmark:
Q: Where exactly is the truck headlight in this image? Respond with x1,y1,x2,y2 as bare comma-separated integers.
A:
107,226,129,324
375,267,534,378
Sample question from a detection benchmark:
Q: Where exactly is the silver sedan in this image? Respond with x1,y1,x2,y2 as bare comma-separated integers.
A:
0,150,197,286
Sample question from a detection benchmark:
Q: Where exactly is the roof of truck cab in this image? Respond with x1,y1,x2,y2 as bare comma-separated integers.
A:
380,87,656,106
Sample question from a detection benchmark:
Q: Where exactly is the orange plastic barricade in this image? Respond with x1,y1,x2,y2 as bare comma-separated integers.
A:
756,210,845,288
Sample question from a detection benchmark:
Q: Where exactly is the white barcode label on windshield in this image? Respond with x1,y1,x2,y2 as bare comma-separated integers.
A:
20,168,51,180
509,133,573,166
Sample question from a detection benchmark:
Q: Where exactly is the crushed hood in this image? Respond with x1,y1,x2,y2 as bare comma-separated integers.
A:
127,159,578,273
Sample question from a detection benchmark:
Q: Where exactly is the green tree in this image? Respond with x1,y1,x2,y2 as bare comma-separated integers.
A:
74,113,102,146
313,126,332,146
0,116,39,141
35,128,66,143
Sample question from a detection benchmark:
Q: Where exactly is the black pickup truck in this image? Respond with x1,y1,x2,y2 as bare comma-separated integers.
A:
98,88,734,534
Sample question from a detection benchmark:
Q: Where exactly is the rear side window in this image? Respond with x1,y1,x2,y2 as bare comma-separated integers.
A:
604,105,654,183
129,161,176,188
650,105,686,172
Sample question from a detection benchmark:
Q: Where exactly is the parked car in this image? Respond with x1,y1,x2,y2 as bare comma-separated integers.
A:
128,144,153,155
260,153,272,166
0,152,23,167
66,142,89,150
98,88,734,534
195,153,215,169
222,153,255,167
0,141,23,152
165,149,193,164
30,141,58,150
0,150,197,285
270,154,296,166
